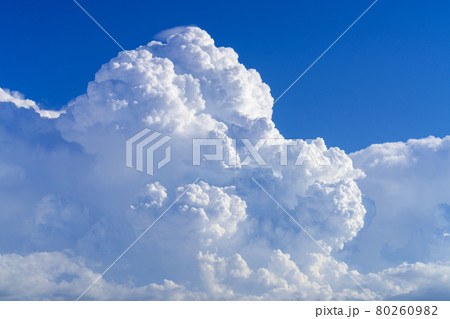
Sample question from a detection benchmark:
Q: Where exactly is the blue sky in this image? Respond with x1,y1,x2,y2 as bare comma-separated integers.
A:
1,0,450,301
2,0,449,152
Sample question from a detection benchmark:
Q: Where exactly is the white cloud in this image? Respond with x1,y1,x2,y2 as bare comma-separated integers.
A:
1,26,449,300
0,88,63,119
178,181,247,244
348,136,450,271
295,179,366,250
365,261,450,300
0,251,202,300
153,26,198,41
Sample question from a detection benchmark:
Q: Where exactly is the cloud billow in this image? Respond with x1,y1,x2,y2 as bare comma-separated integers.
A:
0,27,449,300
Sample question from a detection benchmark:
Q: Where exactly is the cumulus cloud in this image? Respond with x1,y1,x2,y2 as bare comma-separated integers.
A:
1,26,449,300
295,179,366,251
365,261,450,301
347,136,450,271
0,88,63,119
178,181,247,244
0,251,202,300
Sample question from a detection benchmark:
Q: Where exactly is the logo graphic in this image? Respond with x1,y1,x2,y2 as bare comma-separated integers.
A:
192,138,329,167
126,131,330,176
126,129,172,176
